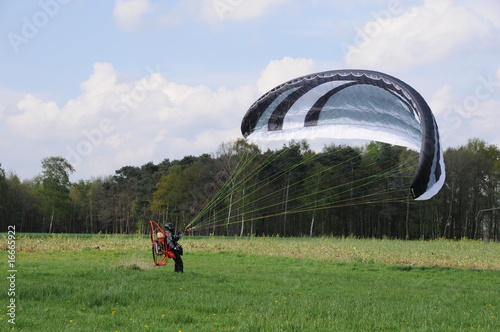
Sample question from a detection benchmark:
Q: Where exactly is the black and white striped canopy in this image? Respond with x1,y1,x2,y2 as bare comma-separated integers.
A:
241,69,445,200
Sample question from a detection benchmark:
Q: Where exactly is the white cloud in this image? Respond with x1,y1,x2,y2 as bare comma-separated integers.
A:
1,61,265,179
8,54,497,180
464,0,500,28
201,0,291,23
7,95,60,140
58,63,130,132
80,63,119,102
256,56,316,94
429,85,455,116
112,0,153,31
112,0,291,30
430,65,500,148
470,99,500,137
52,58,314,178
343,0,497,71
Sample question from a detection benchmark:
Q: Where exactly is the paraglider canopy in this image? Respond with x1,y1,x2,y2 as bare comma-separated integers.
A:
241,69,445,200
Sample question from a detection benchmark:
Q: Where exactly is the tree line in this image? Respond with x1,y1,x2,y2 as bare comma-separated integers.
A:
1,138,498,241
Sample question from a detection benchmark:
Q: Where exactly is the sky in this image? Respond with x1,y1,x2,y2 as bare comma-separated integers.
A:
1,0,499,181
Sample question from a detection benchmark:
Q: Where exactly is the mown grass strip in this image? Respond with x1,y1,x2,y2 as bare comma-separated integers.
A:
6,234,500,270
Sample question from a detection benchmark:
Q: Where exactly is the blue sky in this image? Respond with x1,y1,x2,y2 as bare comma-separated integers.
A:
1,0,500,181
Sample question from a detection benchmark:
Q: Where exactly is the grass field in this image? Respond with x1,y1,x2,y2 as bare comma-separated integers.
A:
1,234,499,331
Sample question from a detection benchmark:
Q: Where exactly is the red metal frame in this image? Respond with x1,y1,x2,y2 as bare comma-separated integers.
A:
149,220,175,266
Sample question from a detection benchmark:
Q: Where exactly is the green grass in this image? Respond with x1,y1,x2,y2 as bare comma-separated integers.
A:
1,235,500,331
